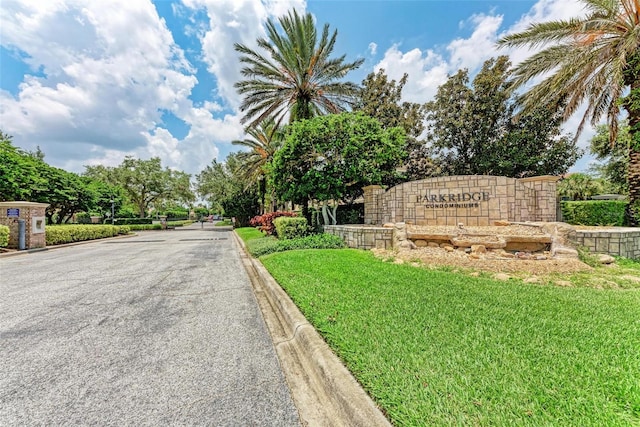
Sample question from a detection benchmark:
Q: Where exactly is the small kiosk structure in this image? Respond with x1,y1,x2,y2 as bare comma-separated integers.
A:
0,201,49,249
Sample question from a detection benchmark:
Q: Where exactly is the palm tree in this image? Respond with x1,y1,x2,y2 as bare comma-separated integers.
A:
232,118,284,213
498,0,640,223
234,9,364,128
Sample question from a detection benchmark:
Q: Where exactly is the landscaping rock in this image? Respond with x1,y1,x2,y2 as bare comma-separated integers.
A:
523,277,541,284
471,244,486,254
493,220,510,226
393,222,417,250
597,254,616,264
414,239,428,247
427,242,440,248
493,273,511,281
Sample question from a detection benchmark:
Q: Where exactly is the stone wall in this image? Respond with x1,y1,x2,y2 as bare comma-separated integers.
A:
324,225,393,250
364,175,558,226
573,228,640,259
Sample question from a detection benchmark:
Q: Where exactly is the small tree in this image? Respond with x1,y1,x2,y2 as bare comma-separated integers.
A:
270,112,406,225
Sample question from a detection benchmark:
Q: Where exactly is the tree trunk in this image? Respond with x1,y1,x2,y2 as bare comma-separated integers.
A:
622,53,640,226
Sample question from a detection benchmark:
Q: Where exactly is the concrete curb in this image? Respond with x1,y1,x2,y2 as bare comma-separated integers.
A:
233,231,391,427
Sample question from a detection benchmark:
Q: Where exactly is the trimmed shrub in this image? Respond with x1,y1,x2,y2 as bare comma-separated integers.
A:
167,220,194,227
561,200,627,226
46,225,129,245
247,233,346,257
274,216,308,240
0,225,9,247
127,224,162,231
113,218,152,226
249,211,298,236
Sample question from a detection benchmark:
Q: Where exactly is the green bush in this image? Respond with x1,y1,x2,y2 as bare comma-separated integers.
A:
274,216,308,240
0,225,9,247
113,218,152,225
127,224,162,231
167,220,194,227
247,233,346,257
46,225,129,245
561,200,627,226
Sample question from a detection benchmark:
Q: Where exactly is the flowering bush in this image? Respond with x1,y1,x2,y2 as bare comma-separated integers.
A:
249,211,298,236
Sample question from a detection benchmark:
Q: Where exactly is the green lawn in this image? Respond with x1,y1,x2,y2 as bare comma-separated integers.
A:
235,226,265,242
260,248,640,426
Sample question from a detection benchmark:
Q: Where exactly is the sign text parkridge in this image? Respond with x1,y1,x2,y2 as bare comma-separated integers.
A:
416,192,490,204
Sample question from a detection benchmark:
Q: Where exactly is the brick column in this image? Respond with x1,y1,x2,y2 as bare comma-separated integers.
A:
0,201,49,249
518,176,559,221
363,185,385,225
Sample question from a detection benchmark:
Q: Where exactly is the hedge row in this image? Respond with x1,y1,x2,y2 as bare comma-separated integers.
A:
0,225,9,247
247,233,346,257
113,218,153,225
46,225,130,245
561,200,627,226
128,224,162,231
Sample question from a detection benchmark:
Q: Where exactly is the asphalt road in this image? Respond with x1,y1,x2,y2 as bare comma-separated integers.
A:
0,224,300,426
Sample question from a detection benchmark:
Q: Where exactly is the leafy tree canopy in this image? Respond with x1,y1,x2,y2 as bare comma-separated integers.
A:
270,112,406,223
354,69,437,180
196,153,260,225
425,56,582,178
588,122,629,195
84,157,194,218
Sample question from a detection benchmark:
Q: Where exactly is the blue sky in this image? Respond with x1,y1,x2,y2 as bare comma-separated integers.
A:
0,0,591,177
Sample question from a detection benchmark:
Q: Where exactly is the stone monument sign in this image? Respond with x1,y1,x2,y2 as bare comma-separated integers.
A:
364,175,558,226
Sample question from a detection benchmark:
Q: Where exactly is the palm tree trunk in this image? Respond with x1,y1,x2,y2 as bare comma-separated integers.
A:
623,55,640,226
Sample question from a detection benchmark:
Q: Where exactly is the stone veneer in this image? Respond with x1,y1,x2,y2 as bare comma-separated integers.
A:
323,225,393,250
364,175,558,226
573,228,640,259
0,201,49,249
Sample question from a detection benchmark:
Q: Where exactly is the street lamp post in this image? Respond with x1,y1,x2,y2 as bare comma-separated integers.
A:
110,198,115,225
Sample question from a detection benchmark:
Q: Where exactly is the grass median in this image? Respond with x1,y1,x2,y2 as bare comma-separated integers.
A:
256,246,640,426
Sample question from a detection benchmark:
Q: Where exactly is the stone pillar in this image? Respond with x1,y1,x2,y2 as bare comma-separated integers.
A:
0,201,49,249
363,185,385,225
518,176,560,222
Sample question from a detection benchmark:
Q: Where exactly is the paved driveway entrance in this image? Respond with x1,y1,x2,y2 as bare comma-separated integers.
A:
0,224,300,426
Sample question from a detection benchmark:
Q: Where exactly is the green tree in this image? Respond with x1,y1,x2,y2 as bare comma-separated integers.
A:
588,122,629,195
86,157,194,218
498,0,640,222
270,112,406,224
196,153,260,225
31,168,99,224
0,132,47,201
425,56,581,177
558,173,603,201
234,9,364,128
232,118,284,213
354,69,436,180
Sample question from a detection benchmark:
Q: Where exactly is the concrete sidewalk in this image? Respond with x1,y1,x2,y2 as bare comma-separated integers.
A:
0,225,300,425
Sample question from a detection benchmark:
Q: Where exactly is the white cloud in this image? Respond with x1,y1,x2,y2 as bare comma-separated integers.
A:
368,42,377,56
0,0,201,169
181,0,306,108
